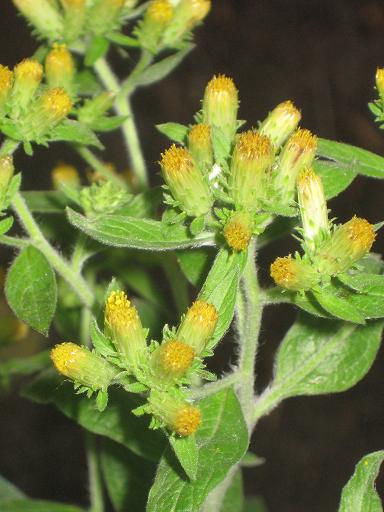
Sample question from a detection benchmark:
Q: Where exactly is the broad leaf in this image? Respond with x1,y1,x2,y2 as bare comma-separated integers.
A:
338,273,384,297
339,451,384,512
67,208,215,250
199,249,247,349
156,122,189,143
85,35,110,66
100,439,155,512
312,289,365,324
49,120,102,148
22,371,166,461
272,314,383,397
170,434,199,481
176,247,216,287
313,160,357,199
318,138,384,179
0,501,83,512
221,470,244,512
5,246,57,335
147,388,248,512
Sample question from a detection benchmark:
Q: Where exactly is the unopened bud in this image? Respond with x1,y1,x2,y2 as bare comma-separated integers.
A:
376,68,384,100
138,0,174,52
297,168,330,254
223,211,253,252
60,0,86,42
12,59,43,112
160,145,213,217
104,291,147,368
177,300,218,354
318,216,376,275
0,157,15,194
51,342,117,390
148,390,201,436
88,0,125,35
228,131,274,210
188,124,213,171
152,339,195,380
45,44,75,93
270,256,319,291
13,0,64,41
259,100,301,149
51,163,80,189
0,65,13,114
276,129,317,203
162,0,210,47
202,74,239,143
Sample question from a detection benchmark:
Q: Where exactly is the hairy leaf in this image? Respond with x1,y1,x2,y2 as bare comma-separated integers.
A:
49,120,102,148
5,246,57,335
339,451,384,512
147,388,248,512
176,247,216,287
170,435,199,481
221,470,244,512
312,289,365,324
338,273,384,297
156,122,189,143
313,160,357,199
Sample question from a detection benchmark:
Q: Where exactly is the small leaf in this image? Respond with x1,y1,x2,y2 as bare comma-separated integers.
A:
0,217,13,236
5,246,57,335
49,120,102,148
339,451,384,512
85,36,110,66
313,159,357,199
156,122,189,143
170,434,199,481
147,388,248,512
96,390,108,412
107,32,140,47
67,208,215,251
338,273,384,297
312,289,365,324
90,319,116,357
89,115,127,133
190,215,205,236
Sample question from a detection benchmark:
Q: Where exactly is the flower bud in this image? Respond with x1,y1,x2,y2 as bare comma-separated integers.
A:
228,131,274,210
0,157,15,195
188,124,213,171
259,100,301,149
376,68,384,100
104,291,147,368
161,0,210,48
13,0,64,41
202,74,239,143
148,390,201,436
138,0,174,52
51,342,117,390
51,163,80,189
0,65,14,115
78,92,115,126
270,256,319,291
12,59,43,112
160,145,213,217
152,339,195,380
45,44,75,93
88,0,125,35
177,300,218,354
223,211,253,252
318,216,376,275
297,168,330,254
60,0,86,42
275,129,317,203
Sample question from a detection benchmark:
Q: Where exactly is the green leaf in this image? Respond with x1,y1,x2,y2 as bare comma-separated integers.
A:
273,314,383,397
312,289,365,324
89,115,127,132
0,217,13,236
318,138,384,179
49,120,102,148
22,371,166,461
0,501,83,512
177,247,216,287
0,351,50,389
5,246,57,335
107,32,140,47
90,319,116,357
313,160,357,199
199,249,246,350
85,35,110,66
22,191,70,213
67,208,215,251
100,439,155,512
146,388,248,512
0,475,25,500
135,46,194,87
221,470,244,512
156,122,189,143
190,215,205,236
170,434,199,481
115,188,163,219
338,273,384,297
339,451,384,512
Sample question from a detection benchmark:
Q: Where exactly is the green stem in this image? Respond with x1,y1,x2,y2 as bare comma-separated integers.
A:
86,434,104,512
94,57,149,189
75,146,128,188
0,235,28,249
190,372,239,400
11,192,94,308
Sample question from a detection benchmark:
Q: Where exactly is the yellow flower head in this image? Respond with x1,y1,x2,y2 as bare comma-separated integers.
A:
173,405,201,436
189,123,211,147
45,44,75,89
147,0,173,24
376,67,384,99
51,342,86,378
285,128,317,153
157,339,195,377
224,212,253,252
342,216,375,253
259,100,301,148
51,163,80,189
190,0,211,22
105,290,139,333
0,65,14,101
270,256,318,291
14,58,43,83
177,300,218,353
236,131,273,162
41,87,72,121
160,145,194,182
61,0,86,7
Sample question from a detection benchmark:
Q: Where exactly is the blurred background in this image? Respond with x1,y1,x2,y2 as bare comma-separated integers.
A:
1,0,384,511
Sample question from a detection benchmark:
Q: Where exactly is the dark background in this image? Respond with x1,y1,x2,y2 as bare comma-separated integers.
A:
1,1,384,511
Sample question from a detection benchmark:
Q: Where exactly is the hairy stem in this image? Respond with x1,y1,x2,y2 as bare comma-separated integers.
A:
94,57,149,189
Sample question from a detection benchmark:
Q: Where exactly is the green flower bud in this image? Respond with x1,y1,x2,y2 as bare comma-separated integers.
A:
159,144,213,217
13,0,64,41
12,59,43,113
228,130,274,210
270,256,319,291
45,44,75,94
59,0,86,42
202,74,239,143
317,216,376,275
162,0,210,47
188,123,213,172
51,342,117,390
151,339,195,382
0,65,13,116
376,68,384,101
88,0,125,35
297,168,330,254
177,300,218,354
275,128,317,204
259,100,301,149
138,0,174,52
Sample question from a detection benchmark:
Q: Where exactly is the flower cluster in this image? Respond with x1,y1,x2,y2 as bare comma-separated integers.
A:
51,291,218,436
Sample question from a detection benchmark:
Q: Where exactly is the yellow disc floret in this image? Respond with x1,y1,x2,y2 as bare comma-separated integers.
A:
187,300,218,331
45,44,75,85
42,87,72,121
190,0,211,21
147,0,173,23
206,74,237,97
236,131,273,161
0,65,14,99
173,405,201,436
270,256,318,291
342,216,375,253
160,144,193,181
51,163,80,189
105,290,138,333
259,100,301,148
189,123,211,146
224,215,252,252
285,128,317,153
14,58,43,82
158,339,195,377
376,67,384,99
51,342,86,378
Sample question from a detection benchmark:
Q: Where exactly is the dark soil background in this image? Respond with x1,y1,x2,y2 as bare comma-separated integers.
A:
1,1,384,511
